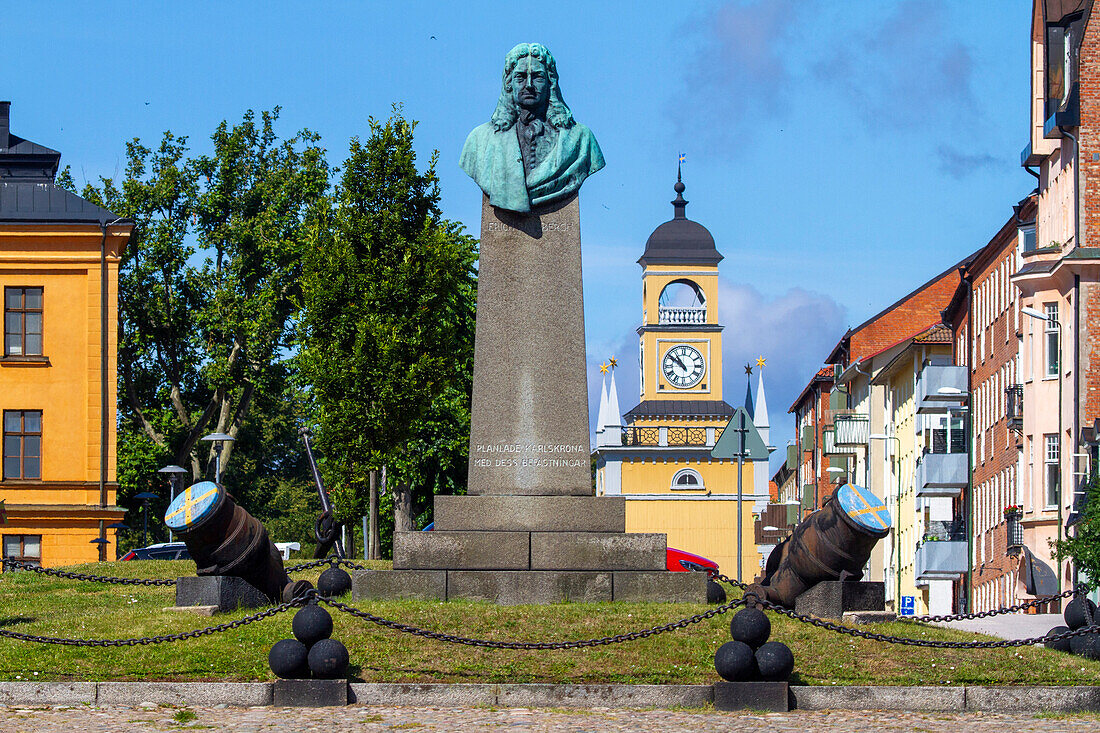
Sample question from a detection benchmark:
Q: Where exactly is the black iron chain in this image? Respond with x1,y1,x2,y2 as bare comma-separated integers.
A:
0,559,176,586
895,587,1079,623
714,573,750,591
285,558,369,573
748,592,1098,648
318,595,747,649
0,597,304,647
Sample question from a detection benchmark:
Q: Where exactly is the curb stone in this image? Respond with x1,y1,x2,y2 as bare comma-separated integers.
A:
4,682,1100,711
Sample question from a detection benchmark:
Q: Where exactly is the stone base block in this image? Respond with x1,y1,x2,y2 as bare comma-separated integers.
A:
433,495,625,532
842,611,897,625
394,531,530,570
612,571,708,603
713,681,790,712
273,679,347,707
352,570,446,601
795,582,885,619
175,576,270,611
448,570,612,604
531,532,665,571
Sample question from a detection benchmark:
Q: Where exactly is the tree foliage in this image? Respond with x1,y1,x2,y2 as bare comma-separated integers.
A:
297,108,477,541
81,110,329,486
1055,472,1100,589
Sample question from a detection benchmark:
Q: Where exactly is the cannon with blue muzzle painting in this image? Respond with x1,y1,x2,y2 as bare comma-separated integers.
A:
166,481,313,603
746,483,891,609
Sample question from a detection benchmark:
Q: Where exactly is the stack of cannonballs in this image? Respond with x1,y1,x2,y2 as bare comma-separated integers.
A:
269,601,350,680
714,607,794,683
1046,596,1100,660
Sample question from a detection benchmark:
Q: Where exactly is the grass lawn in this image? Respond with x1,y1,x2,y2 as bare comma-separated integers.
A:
0,560,1097,686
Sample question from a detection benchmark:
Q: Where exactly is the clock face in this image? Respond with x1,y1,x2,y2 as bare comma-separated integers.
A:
662,344,706,389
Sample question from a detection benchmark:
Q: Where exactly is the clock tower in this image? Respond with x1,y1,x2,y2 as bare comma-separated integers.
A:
592,172,768,581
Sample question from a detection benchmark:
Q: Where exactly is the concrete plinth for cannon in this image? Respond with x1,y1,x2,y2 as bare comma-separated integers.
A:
794,581,886,620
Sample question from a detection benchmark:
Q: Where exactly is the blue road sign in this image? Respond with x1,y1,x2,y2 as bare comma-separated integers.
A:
901,595,916,616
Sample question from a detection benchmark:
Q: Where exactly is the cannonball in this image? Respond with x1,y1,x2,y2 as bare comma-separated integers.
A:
1045,625,1073,653
706,580,727,604
755,640,795,682
268,638,309,679
1064,597,1096,630
1071,630,1100,660
308,638,350,679
730,607,771,649
292,603,333,647
713,640,759,682
318,567,353,597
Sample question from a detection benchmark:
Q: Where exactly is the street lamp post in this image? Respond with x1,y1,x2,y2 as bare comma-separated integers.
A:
200,433,235,484
133,492,159,546
158,465,189,541
1023,305,1064,601
870,433,902,612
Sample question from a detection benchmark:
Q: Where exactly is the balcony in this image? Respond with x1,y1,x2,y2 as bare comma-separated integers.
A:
619,425,718,447
916,365,968,413
833,414,869,446
658,306,706,325
1006,384,1023,430
916,539,967,582
915,452,967,497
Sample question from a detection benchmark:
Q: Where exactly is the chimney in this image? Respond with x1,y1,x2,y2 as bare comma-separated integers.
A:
0,101,9,152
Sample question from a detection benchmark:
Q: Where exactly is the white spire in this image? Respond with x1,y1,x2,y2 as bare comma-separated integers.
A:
596,371,609,436
754,359,770,447
597,361,623,447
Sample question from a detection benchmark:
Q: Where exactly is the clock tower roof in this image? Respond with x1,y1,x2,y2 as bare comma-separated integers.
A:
638,172,723,267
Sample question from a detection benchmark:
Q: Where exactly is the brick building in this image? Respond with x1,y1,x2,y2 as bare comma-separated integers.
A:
943,195,1040,613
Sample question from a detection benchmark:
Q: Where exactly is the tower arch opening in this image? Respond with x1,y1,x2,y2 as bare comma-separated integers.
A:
658,279,706,324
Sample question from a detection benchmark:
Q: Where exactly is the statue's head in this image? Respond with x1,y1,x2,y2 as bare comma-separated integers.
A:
490,43,575,132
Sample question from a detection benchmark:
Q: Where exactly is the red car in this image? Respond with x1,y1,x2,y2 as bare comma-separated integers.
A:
666,547,719,577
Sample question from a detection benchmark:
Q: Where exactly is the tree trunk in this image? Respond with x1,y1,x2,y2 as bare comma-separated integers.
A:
393,480,414,533
368,469,381,560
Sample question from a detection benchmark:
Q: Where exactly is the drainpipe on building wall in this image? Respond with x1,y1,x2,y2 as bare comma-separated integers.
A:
1060,124,1080,601
961,271,975,614
98,219,123,562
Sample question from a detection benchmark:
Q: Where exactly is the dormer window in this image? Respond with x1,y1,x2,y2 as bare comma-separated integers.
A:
671,468,704,491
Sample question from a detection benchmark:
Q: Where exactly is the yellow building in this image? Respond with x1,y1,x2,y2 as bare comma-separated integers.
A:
872,325,959,616
592,175,768,580
0,102,130,567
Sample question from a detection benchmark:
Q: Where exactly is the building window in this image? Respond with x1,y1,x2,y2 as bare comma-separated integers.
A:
1045,433,1060,509
2,534,42,569
1045,303,1059,378
931,414,967,454
3,287,43,356
2,411,41,480
670,468,704,491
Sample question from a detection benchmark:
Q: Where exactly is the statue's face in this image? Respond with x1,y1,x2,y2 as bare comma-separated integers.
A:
509,55,550,113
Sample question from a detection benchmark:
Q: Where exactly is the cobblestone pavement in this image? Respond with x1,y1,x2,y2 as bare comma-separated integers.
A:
2,705,1100,732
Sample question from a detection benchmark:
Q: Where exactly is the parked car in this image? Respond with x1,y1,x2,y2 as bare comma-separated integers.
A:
666,547,719,577
119,542,191,561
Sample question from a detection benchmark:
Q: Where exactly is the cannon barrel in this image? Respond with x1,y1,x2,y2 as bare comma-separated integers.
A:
165,481,312,603
747,483,890,609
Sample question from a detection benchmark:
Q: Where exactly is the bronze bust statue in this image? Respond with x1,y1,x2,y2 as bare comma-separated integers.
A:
460,43,605,213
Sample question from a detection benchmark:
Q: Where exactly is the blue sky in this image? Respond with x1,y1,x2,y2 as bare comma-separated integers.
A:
6,1,1037,473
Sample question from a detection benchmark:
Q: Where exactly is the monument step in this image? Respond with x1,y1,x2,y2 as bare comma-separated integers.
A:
611,570,708,603
393,531,529,570
395,530,668,571
530,532,665,571
350,569,709,604
433,495,625,532
447,570,612,604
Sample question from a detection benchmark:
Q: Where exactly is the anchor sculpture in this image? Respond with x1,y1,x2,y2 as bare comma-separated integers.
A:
165,481,313,603
746,483,891,609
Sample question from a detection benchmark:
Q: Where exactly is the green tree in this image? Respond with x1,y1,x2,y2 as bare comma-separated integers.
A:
1055,471,1100,589
297,108,476,556
78,110,329,522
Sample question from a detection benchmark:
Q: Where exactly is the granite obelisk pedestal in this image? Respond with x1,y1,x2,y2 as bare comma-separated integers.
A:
351,42,705,604
467,194,591,496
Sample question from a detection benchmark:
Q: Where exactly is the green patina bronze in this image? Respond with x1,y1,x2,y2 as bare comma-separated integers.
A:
460,43,605,213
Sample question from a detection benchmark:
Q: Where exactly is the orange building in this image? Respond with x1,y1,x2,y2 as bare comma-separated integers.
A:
0,102,131,566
